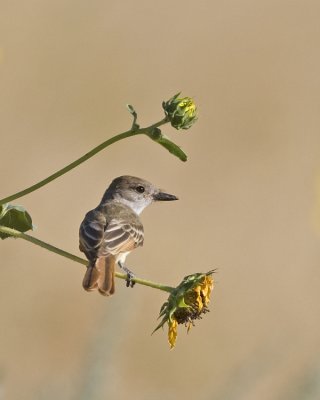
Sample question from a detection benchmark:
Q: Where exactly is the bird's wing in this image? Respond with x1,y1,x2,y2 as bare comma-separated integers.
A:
99,218,144,257
79,210,106,259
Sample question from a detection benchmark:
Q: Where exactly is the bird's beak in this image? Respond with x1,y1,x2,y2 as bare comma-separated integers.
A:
153,191,178,201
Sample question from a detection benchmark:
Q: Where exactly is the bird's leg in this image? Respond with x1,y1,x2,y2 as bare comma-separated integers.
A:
118,261,136,288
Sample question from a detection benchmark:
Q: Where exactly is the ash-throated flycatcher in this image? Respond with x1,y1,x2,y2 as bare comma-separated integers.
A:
79,175,178,296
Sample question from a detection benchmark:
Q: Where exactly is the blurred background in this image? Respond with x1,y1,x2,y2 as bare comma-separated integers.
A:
1,1,320,399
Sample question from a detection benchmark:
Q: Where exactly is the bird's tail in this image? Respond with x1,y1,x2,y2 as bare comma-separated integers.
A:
82,256,115,296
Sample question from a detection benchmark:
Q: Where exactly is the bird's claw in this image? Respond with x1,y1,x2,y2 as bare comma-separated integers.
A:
118,261,136,288
126,272,136,288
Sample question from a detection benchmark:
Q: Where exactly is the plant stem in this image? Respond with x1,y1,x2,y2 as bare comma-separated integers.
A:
0,226,174,293
0,118,169,205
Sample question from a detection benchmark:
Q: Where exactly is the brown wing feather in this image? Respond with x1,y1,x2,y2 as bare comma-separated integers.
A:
98,219,144,257
96,256,115,296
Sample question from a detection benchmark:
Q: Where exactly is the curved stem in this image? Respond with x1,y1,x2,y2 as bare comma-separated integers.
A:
0,130,139,205
0,118,169,205
0,226,174,293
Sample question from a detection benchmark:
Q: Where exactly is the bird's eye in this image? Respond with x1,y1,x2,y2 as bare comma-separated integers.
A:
136,185,145,193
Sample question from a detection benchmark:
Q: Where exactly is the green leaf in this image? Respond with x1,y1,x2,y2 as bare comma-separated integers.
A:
152,315,167,335
0,203,33,239
147,129,188,162
157,136,187,162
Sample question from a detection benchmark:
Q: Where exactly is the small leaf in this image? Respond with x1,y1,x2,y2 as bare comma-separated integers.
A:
156,136,188,162
146,129,187,162
0,203,33,239
152,316,167,335
126,104,136,115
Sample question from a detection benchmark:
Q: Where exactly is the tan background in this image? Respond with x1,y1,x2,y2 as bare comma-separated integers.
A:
1,1,320,399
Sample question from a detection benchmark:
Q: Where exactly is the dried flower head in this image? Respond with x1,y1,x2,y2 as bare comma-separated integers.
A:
153,270,215,348
162,93,198,130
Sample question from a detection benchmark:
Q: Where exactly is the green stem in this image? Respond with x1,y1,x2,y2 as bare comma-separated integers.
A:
0,226,174,293
0,118,169,205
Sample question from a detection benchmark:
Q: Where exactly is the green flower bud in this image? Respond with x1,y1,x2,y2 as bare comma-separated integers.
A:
162,93,198,130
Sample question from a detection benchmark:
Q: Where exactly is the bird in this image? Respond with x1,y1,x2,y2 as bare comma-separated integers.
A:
79,175,178,296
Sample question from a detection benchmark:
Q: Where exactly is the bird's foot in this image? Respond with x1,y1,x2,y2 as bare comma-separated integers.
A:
118,262,136,288
126,271,136,288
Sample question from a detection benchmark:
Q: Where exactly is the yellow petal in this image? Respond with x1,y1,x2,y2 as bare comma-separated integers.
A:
168,319,178,349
